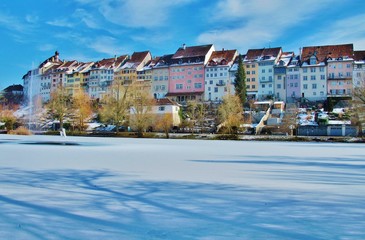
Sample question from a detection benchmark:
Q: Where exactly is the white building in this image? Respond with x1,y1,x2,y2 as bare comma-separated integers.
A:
274,52,293,101
353,51,365,88
204,49,238,102
88,55,128,100
152,54,173,99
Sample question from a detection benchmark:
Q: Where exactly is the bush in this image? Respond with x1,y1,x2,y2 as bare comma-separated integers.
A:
213,134,239,140
8,126,32,135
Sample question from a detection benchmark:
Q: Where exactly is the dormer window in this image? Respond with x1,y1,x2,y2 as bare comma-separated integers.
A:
310,55,316,65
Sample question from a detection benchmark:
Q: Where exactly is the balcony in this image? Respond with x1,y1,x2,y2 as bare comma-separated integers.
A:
328,75,351,80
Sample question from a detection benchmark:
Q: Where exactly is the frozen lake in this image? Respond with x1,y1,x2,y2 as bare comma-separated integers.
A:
0,135,364,239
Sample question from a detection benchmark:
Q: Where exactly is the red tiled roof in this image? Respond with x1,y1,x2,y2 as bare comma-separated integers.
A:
130,51,151,63
172,44,213,59
354,50,365,61
94,55,128,69
301,44,353,63
154,98,179,106
165,91,204,96
245,47,281,60
207,49,237,65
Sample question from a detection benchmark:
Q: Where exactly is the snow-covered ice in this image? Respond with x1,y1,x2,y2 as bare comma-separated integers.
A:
0,135,364,239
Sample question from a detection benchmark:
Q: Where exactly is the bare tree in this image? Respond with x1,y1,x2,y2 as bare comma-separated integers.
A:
280,103,298,136
218,94,243,134
0,107,17,131
155,113,173,138
72,91,93,131
352,79,365,136
46,85,70,130
186,100,206,134
99,81,130,133
129,84,155,137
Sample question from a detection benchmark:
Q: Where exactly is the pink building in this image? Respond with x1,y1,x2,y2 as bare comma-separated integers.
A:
325,44,354,97
166,44,215,103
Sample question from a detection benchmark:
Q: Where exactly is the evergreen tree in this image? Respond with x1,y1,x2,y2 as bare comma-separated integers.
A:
234,54,247,107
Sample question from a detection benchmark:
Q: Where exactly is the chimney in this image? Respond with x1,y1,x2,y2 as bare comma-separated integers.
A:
182,44,186,50
222,48,225,52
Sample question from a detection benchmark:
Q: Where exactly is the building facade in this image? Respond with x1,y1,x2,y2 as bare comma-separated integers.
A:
204,49,238,101
167,44,215,103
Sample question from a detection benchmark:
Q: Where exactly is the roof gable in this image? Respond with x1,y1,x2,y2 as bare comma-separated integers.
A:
301,44,354,64
172,44,213,59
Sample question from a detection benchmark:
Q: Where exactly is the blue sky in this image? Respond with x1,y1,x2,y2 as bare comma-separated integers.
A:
1,0,365,89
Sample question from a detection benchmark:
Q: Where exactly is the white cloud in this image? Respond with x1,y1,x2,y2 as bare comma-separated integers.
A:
25,14,39,24
197,0,333,52
0,12,28,32
88,36,126,55
98,0,194,28
302,14,365,50
73,8,100,29
47,18,74,28
38,43,56,52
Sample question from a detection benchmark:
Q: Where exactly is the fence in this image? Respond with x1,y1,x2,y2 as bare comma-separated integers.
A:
298,125,358,137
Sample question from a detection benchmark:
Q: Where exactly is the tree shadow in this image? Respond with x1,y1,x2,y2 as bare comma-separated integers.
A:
0,168,364,239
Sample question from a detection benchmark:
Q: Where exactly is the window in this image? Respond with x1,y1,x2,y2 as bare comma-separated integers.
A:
277,84,281,89
269,69,272,73
247,85,250,89
252,70,256,74
321,75,325,80
303,76,308,81
312,84,317,89
247,65,250,68
176,84,183,89
246,71,250,75
269,76,272,81
278,75,282,80
346,72,351,77
313,92,317,96
310,67,316,73
252,78,256,82
194,83,202,89
262,69,265,73
320,91,324,96
209,80,213,84
158,106,165,111
290,83,294,87
252,64,255,68
262,84,265,88
311,75,316,80
247,78,250,82
303,68,308,73
214,87,218,92
303,84,308,89
252,85,256,89
320,67,325,72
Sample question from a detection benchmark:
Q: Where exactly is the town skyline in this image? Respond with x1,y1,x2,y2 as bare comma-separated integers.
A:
1,0,365,89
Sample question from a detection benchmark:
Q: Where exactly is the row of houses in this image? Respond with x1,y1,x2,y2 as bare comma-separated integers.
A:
23,43,365,105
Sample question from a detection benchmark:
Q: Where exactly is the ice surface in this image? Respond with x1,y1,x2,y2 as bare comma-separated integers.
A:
0,135,364,239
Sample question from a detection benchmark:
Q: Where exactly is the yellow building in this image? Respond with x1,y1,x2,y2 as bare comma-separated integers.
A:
114,51,152,86
65,62,94,96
